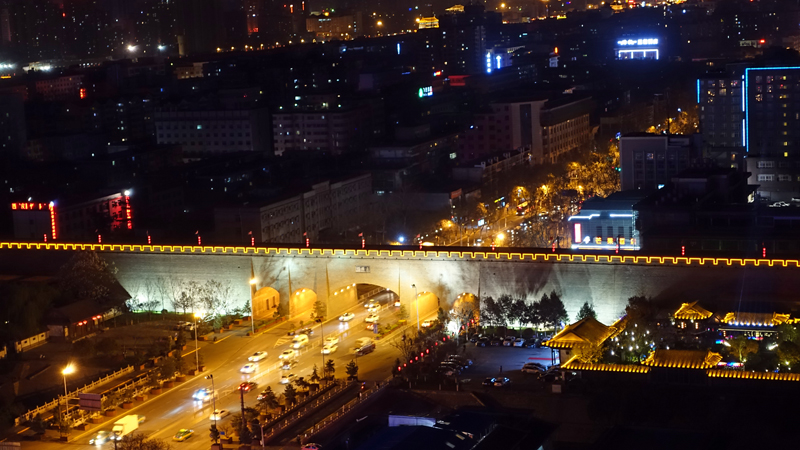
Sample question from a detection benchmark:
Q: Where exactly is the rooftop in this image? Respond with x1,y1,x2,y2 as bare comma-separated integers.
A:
543,316,627,349
642,350,723,370
720,312,795,327
673,301,713,320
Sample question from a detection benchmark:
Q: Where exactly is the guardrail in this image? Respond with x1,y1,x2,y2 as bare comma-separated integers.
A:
15,365,134,426
299,377,390,442
261,380,351,445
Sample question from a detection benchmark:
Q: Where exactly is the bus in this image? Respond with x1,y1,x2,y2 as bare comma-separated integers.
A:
516,201,529,216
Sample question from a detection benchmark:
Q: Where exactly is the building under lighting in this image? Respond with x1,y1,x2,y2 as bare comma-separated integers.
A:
569,190,648,251
615,37,660,60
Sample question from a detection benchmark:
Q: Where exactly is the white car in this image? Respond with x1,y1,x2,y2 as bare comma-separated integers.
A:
279,349,297,360
367,304,381,313
240,363,256,374
365,313,379,323
322,344,338,354
363,299,377,308
421,319,434,328
521,363,545,374
209,409,229,421
280,373,296,384
248,351,268,362
394,300,401,307
324,336,339,346
339,312,355,322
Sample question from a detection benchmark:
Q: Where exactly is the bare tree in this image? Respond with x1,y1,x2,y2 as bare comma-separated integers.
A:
390,331,418,363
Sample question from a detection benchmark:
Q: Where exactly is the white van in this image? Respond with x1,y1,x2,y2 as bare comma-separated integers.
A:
292,334,309,349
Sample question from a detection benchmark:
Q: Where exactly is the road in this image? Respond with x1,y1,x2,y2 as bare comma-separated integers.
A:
42,296,435,450
447,211,528,247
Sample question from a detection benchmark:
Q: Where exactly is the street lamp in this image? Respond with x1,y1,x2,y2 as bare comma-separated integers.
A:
62,364,75,398
249,278,257,336
411,284,420,332
193,311,203,372
206,374,218,443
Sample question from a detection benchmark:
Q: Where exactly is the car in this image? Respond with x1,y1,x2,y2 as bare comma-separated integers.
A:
468,334,481,343
421,319,434,328
446,355,473,366
301,444,322,450
490,337,503,346
521,363,546,374
322,344,338,354
770,201,790,207
513,338,526,347
297,327,314,336
280,373,296,384
240,363,257,374
440,362,465,372
475,337,490,347
339,312,355,322
482,377,496,386
366,321,378,330
192,388,213,402
248,351,268,362
394,299,401,307
238,381,257,392
279,349,297,360
364,299,378,308
280,359,298,370
493,376,511,387
367,303,381,313
172,429,194,442
437,367,460,377
90,430,112,445
324,336,339,346
292,334,309,349
209,409,229,421
365,313,380,323
502,336,515,347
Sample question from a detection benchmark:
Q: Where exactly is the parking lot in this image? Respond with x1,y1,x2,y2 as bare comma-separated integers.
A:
456,344,556,390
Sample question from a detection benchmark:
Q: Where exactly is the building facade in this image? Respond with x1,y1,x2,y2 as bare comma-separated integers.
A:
619,133,702,190
214,174,373,244
154,108,271,156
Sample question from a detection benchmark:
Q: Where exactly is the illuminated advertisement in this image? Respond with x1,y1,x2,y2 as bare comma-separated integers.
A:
615,38,659,60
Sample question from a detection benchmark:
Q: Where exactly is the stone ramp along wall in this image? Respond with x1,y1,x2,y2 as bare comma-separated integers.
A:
0,244,798,325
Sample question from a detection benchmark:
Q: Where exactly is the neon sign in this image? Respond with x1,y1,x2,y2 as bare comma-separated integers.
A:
617,38,658,46
418,86,433,98
11,202,49,210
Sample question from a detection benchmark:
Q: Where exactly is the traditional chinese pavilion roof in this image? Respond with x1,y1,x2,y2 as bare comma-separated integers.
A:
706,369,800,381
673,301,713,320
721,312,794,327
561,355,650,373
543,316,627,349
642,350,723,369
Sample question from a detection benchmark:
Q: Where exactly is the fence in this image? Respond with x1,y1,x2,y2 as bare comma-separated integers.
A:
14,331,49,353
15,365,134,426
300,377,391,443
261,380,351,445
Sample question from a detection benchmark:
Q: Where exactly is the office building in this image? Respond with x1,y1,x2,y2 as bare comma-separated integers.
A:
214,174,373,244
568,191,648,251
619,133,702,191
154,108,272,156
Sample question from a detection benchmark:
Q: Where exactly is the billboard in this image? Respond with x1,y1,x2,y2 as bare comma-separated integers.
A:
79,393,102,411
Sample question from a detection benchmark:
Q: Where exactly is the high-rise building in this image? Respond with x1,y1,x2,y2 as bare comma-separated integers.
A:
619,134,703,191
699,64,800,201
173,0,225,56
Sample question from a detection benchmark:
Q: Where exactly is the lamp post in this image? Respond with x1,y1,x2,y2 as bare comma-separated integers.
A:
193,311,203,372
249,278,257,336
206,374,218,443
62,363,74,398
411,284,420,332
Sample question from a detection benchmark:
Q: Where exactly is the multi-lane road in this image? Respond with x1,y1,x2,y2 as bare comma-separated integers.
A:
54,293,433,450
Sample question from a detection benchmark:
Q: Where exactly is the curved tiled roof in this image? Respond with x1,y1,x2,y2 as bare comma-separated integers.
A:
642,350,722,369
674,301,713,320
543,316,626,349
706,369,800,381
721,312,793,327
561,356,650,373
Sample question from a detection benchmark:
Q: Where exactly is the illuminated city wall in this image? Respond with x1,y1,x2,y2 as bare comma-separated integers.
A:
0,243,798,325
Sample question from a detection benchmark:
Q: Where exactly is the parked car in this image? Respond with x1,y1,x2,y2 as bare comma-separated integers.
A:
339,312,355,322
172,429,194,442
248,351,268,362
475,337,490,347
446,355,473,366
301,444,322,450
440,361,467,371
502,336,515,347
513,338,526,347
482,377,497,386
521,363,546,374
493,376,511,387
490,337,503,346
468,334,481,343
437,366,460,377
